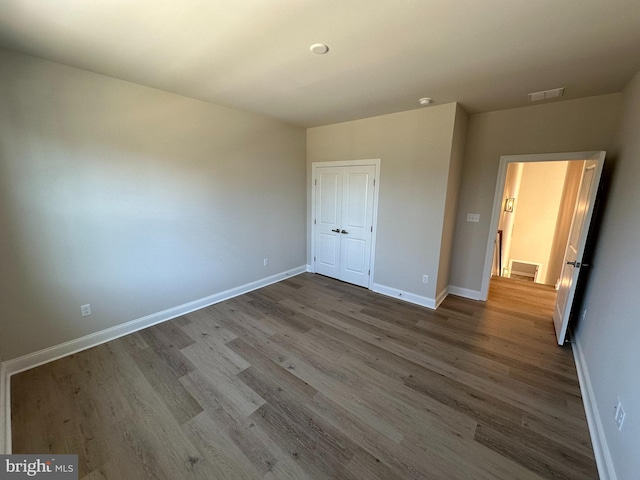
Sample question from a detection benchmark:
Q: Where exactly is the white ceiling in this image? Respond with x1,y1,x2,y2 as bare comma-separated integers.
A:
1,0,639,127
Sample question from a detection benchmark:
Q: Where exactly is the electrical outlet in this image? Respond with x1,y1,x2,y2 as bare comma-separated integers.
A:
422,275,429,284
81,304,92,317
467,213,480,222
615,398,626,431
263,257,269,267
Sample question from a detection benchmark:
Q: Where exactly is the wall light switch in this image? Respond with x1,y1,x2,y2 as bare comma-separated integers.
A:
467,213,480,222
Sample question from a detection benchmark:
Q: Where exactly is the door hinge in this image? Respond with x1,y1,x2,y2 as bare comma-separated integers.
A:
370,226,373,232
314,219,316,225
373,179,375,186
368,269,370,275
315,179,317,186
314,256,316,262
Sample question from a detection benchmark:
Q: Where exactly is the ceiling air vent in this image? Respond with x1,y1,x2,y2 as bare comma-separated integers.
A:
528,87,565,102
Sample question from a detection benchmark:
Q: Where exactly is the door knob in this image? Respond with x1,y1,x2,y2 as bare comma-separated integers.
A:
566,261,581,268
341,230,349,234
331,228,340,233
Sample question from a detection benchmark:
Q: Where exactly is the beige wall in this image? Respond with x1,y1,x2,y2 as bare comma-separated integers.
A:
547,160,584,285
0,49,307,361
576,71,640,480
449,94,622,292
508,161,568,285
307,103,461,300
436,105,468,297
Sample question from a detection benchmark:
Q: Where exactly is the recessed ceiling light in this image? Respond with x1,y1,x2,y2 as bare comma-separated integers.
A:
419,97,432,106
310,43,329,55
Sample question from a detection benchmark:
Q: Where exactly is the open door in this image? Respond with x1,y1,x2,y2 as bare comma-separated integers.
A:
481,151,607,303
553,154,605,344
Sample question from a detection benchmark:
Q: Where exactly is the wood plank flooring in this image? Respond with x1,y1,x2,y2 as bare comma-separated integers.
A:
11,274,598,479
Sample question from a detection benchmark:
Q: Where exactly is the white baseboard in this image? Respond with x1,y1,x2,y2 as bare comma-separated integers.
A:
447,285,483,300
371,283,436,310
572,336,617,480
0,362,8,454
435,287,449,308
306,263,314,273
0,265,306,454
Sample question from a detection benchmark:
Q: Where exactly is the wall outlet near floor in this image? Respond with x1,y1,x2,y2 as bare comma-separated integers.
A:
615,398,626,431
422,275,429,284
81,304,92,317
263,257,269,267
467,213,480,222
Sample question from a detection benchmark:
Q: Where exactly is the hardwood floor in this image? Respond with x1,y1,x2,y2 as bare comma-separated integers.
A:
11,274,598,479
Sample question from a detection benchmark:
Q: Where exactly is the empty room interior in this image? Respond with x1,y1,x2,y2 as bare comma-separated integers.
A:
1,1,640,479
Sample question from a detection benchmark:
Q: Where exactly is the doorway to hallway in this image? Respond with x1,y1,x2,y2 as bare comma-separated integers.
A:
482,151,605,345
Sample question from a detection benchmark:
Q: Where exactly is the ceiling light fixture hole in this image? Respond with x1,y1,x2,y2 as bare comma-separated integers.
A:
310,43,329,55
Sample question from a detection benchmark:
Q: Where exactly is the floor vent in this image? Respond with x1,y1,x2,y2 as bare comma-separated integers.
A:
509,260,540,282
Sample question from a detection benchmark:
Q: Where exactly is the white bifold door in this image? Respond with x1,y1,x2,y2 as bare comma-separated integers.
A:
314,165,376,288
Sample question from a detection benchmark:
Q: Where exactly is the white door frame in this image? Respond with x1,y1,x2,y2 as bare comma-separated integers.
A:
311,159,381,288
480,151,605,301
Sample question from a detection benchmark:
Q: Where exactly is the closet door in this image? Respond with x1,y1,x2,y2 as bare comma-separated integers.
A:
315,167,343,280
314,165,375,287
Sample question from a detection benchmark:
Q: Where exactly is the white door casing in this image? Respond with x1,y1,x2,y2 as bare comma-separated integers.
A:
552,159,603,344
312,160,380,288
